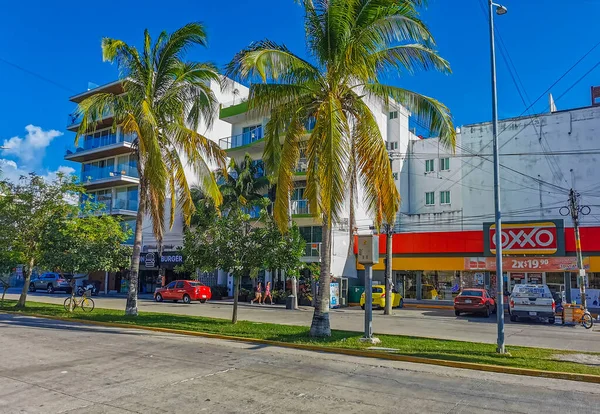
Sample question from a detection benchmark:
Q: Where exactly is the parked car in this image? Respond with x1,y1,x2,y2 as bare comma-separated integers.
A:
29,272,73,294
360,285,403,309
509,284,555,324
154,280,212,304
454,288,496,317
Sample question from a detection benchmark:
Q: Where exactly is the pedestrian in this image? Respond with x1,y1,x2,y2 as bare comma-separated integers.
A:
251,282,262,305
263,281,273,305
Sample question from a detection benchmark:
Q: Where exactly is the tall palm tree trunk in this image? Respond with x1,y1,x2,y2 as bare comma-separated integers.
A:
15,256,34,308
126,182,146,316
232,275,240,324
309,219,331,337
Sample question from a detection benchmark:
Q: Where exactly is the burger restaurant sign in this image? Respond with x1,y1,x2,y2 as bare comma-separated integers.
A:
483,220,565,257
139,251,185,269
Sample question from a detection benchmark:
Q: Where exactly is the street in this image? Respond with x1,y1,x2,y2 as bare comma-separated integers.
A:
1,314,599,414
4,290,600,352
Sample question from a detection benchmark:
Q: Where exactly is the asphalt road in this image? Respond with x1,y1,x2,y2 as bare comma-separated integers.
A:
5,290,600,352
1,314,599,414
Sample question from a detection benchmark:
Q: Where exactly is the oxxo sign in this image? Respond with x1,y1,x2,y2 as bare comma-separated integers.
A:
483,220,565,257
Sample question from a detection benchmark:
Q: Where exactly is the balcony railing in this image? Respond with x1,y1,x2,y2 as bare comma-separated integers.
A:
67,109,113,128
67,113,83,128
291,199,310,215
295,158,308,174
219,126,264,150
66,132,136,156
304,242,321,257
81,165,139,183
113,197,139,211
221,97,248,109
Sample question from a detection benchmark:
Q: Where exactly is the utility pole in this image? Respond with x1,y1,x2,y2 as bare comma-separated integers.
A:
384,223,393,315
568,189,588,309
488,0,508,354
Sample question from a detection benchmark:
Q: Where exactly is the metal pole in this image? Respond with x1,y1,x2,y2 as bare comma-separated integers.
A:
365,264,373,338
489,0,505,354
570,189,587,309
384,224,393,315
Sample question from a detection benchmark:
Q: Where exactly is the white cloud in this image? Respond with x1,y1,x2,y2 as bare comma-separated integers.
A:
2,125,63,165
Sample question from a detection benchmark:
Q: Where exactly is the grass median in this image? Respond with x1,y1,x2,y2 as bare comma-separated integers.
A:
2,299,599,376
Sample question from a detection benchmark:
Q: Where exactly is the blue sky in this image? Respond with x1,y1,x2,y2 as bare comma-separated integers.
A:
1,0,599,180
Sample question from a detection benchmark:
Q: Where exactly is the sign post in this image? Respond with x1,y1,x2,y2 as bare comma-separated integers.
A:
357,233,380,344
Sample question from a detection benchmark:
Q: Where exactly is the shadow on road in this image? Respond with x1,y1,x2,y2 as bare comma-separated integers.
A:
0,313,147,336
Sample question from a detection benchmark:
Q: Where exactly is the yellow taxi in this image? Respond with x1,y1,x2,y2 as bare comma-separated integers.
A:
360,285,403,309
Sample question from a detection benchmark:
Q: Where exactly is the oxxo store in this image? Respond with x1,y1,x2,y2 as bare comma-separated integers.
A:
356,220,600,310
137,251,188,294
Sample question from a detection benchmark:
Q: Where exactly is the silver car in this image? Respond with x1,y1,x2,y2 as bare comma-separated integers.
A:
29,273,72,294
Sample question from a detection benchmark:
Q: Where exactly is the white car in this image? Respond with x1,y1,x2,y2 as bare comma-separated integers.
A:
509,284,556,324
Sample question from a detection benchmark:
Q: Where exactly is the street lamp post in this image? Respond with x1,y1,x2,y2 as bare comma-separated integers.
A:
489,1,507,354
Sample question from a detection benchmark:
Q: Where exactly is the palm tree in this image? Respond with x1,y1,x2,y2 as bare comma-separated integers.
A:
75,23,226,316
228,1,456,336
218,153,270,212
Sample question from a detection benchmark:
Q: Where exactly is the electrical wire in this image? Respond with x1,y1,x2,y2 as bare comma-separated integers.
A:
0,57,77,93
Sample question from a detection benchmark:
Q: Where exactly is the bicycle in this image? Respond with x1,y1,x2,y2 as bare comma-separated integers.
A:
562,304,593,329
64,291,95,312
578,308,594,330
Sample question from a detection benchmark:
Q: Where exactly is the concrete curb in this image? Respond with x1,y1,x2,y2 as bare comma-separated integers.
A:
3,310,600,385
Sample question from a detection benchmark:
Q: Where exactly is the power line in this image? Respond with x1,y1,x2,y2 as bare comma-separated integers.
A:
0,57,77,93
406,149,600,158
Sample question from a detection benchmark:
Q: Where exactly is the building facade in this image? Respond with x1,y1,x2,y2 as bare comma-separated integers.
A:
379,96,600,310
217,92,412,301
65,79,247,293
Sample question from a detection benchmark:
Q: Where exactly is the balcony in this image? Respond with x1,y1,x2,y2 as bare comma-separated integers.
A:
302,242,321,262
67,109,114,131
291,199,311,216
294,158,308,175
219,99,249,120
112,197,139,214
81,195,137,217
219,126,264,150
65,132,136,162
81,165,139,190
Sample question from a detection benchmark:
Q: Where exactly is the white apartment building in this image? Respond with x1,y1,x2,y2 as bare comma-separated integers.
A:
64,78,246,293
217,91,412,299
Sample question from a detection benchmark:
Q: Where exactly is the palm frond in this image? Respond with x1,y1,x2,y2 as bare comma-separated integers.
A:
364,83,456,149
226,40,320,84
368,44,451,76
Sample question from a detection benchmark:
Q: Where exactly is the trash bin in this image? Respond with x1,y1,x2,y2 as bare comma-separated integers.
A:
349,286,365,304
286,295,296,310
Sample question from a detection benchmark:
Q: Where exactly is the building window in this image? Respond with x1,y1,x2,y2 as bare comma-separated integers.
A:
440,191,451,204
425,192,435,206
388,141,398,150
440,157,450,171
425,159,435,173
392,172,398,180
389,111,398,120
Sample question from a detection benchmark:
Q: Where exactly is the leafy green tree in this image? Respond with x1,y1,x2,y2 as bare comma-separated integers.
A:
0,174,81,308
260,212,306,309
182,209,262,323
38,205,132,311
228,0,455,336
75,23,226,316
